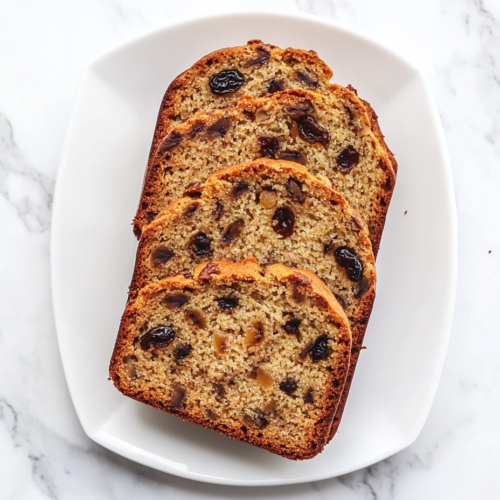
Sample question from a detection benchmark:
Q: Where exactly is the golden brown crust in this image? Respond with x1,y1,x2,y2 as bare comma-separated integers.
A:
110,259,351,460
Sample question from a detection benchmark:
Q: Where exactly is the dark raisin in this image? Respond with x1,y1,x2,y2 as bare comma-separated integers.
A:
296,70,319,88
140,326,175,350
299,341,313,359
355,276,371,298
258,136,279,159
209,70,245,95
286,178,306,203
310,335,330,362
243,109,255,121
183,202,199,217
267,79,285,93
170,386,186,412
285,102,313,117
272,206,295,237
303,388,314,404
334,293,347,311
188,122,203,138
242,47,270,67
163,293,189,309
222,219,244,244
334,246,364,281
157,132,182,155
283,317,301,335
232,181,249,200
279,378,298,395
337,145,360,174
279,151,307,165
324,241,334,255
214,201,224,220
206,117,230,140
185,310,206,329
217,296,239,310
190,231,211,256
295,115,330,145
243,413,268,429
151,246,174,267
174,343,192,361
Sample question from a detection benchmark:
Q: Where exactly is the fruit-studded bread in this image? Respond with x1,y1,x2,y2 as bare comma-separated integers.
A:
134,88,395,255
131,158,377,442
110,259,352,460
149,40,334,152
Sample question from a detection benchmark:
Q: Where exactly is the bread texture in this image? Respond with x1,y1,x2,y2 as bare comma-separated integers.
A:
110,258,352,460
134,88,395,255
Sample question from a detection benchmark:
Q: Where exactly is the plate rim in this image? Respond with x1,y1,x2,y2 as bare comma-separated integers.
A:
51,9,457,486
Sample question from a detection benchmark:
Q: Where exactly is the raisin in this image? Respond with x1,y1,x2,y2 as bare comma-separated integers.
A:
295,115,330,145
292,283,306,304
242,47,270,67
303,388,314,404
283,317,301,336
259,189,277,208
183,182,202,199
146,212,157,224
310,335,330,362
334,293,347,311
184,309,206,329
296,70,319,88
170,386,186,412
214,201,224,220
188,122,203,138
279,378,298,395
140,326,175,350
337,145,360,174
222,219,244,244
183,202,199,217
272,206,295,237
206,408,220,421
299,341,313,359
334,246,364,281
174,343,192,361
157,132,181,155
206,117,230,140
286,178,306,203
243,413,268,429
190,231,211,256
151,246,174,267
209,70,245,95
264,399,277,412
163,293,188,309
355,276,371,298
217,296,239,310
133,224,142,239
267,79,284,93
285,102,313,117
258,136,279,158
214,383,225,398
232,181,249,200
279,151,307,165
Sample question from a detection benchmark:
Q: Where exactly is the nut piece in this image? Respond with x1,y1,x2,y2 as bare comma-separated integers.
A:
140,326,176,351
122,355,137,379
170,386,186,412
267,79,284,94
264,399,277,412
291,283,306,305
242,47,270,67
259,189,277,209
243,413,268,429
256,368,274,389
244,322,265,347
279,151,307,165
296,70,319,88
206,117,230,140
157,132,182,156
213,332,229,354
255,109,271,122
206,408,220,421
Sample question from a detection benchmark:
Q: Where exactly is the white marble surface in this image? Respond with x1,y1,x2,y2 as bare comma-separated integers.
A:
1,0,499,498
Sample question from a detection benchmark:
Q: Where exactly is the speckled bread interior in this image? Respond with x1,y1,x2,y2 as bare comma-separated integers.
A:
110,259,352,460
134,88,395,255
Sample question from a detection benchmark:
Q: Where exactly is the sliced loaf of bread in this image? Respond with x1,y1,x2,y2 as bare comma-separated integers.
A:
134,89,395,254
110,258,351,460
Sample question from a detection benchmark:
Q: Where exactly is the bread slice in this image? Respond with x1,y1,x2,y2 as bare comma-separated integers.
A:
109,258,352,460
131,158,376,442
134,88,395,255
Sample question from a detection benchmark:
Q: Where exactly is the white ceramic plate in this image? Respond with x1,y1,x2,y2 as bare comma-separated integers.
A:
51,11,457,486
